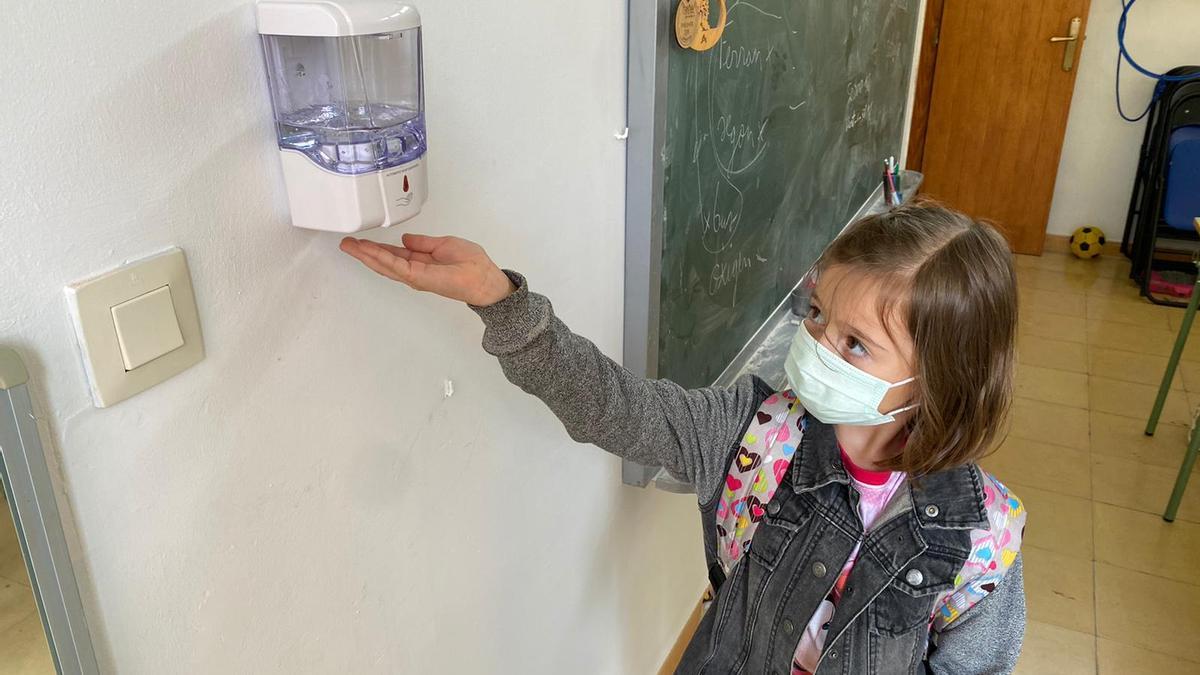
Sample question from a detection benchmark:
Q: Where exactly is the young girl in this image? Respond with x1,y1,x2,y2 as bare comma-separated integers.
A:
340,201,1027,674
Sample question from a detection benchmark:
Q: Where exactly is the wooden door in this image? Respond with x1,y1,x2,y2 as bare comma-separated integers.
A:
914,0,1091,255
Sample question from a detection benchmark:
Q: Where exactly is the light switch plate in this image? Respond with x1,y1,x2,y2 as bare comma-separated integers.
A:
110,285,186,370
66,248,204,407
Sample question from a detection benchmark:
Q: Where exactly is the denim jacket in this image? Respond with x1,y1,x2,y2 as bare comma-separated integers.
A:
683,380,1026,674
471,273,1027,675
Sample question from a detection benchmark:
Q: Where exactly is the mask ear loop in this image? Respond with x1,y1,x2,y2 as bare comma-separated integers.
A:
881,377,919,417
882,402,920,416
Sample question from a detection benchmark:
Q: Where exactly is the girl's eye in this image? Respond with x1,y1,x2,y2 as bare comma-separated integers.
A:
846,336,869,358
807,304,826,325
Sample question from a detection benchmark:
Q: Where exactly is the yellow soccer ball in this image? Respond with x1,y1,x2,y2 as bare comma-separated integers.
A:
1069,226,1106,259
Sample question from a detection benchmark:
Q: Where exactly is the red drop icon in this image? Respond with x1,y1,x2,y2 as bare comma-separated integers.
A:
402,175,409,192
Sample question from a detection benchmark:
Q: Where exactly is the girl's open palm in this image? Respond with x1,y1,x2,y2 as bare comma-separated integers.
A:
340,234,515,306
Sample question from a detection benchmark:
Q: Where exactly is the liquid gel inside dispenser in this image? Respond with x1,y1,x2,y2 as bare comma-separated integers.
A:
257,0,427,233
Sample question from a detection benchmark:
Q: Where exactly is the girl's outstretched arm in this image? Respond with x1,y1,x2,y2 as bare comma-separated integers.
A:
341,235,764,501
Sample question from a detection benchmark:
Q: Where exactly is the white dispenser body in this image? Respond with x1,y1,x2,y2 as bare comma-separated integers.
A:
257,1,427,232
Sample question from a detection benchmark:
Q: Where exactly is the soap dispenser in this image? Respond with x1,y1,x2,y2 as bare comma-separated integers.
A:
257,0,427,232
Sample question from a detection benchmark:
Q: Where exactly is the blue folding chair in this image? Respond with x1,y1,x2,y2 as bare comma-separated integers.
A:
1125,75,1200,306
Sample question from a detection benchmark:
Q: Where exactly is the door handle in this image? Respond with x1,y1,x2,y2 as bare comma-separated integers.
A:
1049,17,1082,71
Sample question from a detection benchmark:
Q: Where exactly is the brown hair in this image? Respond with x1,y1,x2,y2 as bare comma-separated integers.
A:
817,199,1018,476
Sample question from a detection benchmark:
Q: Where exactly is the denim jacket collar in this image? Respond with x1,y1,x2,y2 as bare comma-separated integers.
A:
789,415,850,493
791,415,989,531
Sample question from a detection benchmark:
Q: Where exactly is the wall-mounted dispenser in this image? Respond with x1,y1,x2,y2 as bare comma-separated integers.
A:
257,0,427,233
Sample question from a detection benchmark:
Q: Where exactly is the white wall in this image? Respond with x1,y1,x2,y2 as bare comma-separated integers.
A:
1047,0,1200,238
0,2,710,672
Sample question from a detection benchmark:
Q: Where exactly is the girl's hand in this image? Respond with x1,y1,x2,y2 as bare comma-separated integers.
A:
340,234,516,307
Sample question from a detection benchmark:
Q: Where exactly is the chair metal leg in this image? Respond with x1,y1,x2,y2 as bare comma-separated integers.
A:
1147,276,1200,435
1165,415,1200,521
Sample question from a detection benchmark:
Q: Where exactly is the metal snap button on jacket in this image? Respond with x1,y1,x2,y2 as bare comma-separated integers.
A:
767,500,781,516
906,569,924,586
813,561,828,577
925,504,940,518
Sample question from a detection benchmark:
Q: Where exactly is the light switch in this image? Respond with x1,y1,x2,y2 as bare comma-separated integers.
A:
66,248,204,407
110,286,185,371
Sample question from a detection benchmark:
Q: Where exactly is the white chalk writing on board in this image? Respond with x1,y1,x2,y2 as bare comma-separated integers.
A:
710,247,769,306
655,0,921,385
718,42,765,71
683,0,900,303
699,176,743,254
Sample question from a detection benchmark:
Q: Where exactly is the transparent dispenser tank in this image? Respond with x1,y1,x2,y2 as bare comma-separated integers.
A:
258,1,427,232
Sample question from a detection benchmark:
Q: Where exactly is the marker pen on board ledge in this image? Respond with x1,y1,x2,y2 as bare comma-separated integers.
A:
881,161,890,205
892,160,901,205
890,157,900,205
883,160,898,206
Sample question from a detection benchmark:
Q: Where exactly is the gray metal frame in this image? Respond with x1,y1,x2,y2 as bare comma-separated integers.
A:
0,349,100,675
620,0,673,487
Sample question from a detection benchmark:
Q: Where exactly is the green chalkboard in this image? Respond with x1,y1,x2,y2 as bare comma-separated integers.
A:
657,0,920,387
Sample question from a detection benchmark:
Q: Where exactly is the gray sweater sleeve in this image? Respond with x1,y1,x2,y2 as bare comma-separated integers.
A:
470,271,763,502
927,555,1026,674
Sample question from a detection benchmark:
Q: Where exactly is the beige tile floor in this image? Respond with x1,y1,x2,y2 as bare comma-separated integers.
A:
985,251,1200,674
0,496,53,674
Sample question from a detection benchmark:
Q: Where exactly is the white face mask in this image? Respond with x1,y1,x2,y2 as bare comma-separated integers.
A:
784,320,917,426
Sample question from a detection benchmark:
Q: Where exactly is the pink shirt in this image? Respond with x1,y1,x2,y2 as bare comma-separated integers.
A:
792,449,906,674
